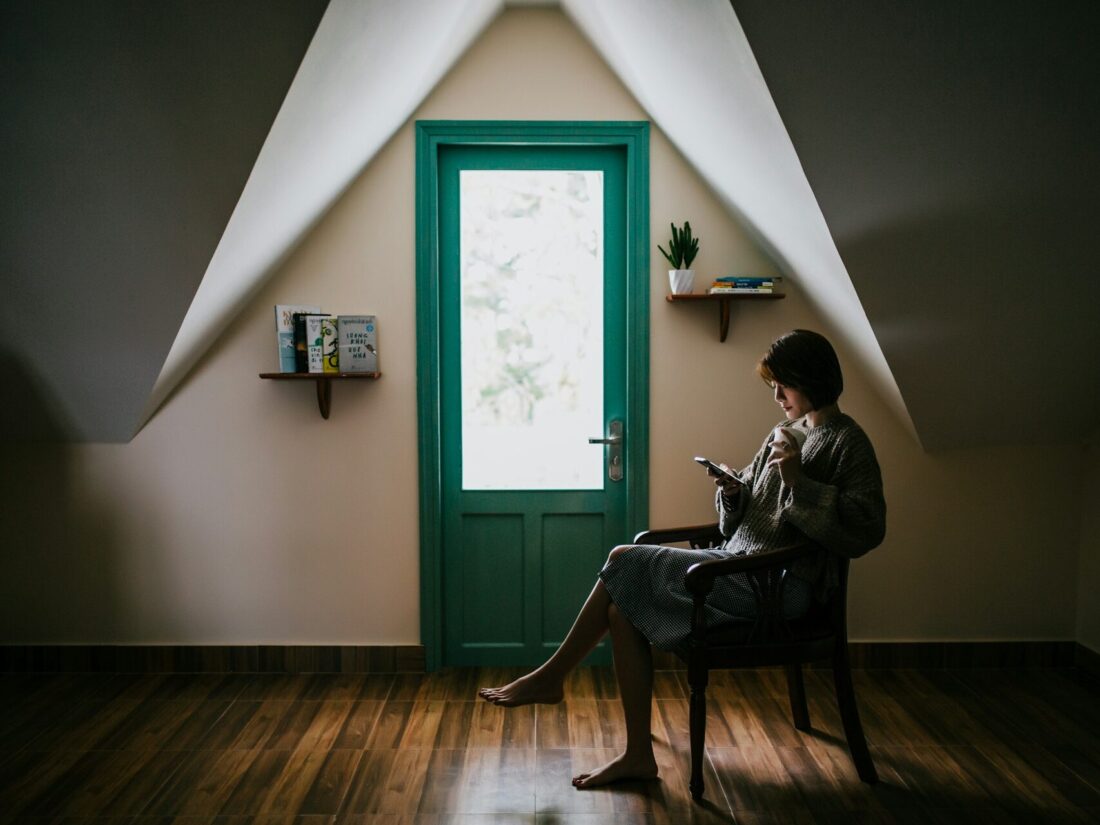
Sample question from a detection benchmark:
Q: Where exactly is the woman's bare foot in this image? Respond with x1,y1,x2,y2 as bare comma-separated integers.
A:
572,750,659,788
478,671,563,707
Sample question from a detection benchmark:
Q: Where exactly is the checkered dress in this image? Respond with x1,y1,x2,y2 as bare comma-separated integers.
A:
600,413,885,652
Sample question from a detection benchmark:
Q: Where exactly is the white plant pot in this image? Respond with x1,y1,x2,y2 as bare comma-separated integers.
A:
669,269,695,295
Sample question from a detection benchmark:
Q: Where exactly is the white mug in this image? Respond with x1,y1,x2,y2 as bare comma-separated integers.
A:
772,426,808,451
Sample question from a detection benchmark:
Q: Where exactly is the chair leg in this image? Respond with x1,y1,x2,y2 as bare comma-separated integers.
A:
786,663,811,731
688,664,708,801
832,644,878,783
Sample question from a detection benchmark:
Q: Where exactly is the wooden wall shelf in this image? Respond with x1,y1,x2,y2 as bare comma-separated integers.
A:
259,372,381,419
666,292,785,342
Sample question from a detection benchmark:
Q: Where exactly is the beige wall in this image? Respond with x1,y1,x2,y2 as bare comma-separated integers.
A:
0,8,1086,645
1078,442,1100,653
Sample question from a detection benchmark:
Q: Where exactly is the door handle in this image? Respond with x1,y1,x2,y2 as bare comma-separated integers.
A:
588,419,623,482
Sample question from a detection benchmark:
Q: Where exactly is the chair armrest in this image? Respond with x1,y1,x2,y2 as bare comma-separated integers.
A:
684,541,818,595
634,523,723,548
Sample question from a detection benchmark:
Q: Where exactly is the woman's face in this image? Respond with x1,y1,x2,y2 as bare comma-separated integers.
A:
773,381,813,420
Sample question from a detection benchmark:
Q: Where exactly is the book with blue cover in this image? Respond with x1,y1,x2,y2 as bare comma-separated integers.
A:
713,276,780,285
274,304,320,372
709,275,783,294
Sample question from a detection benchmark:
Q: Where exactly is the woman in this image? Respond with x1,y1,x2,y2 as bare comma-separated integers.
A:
479,329,886,788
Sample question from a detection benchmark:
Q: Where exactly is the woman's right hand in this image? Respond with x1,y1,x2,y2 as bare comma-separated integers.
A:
709,463,742,494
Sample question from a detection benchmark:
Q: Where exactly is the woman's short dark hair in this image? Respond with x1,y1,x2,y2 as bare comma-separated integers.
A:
756,329,843,409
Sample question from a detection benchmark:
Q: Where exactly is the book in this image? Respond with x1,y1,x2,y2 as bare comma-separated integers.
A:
293,311,326,373
714,275,781,284
709,275,782,295
709,286,775,294
321,316,340,373
337,315,378,373
274,304,320,372
305,315,334,374
711,276,780,287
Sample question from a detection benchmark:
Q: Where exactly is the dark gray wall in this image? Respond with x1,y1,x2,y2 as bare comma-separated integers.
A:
1,0,328,441
733,0,1100,449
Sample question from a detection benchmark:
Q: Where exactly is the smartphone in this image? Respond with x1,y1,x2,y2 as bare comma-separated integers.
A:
694,456,742,484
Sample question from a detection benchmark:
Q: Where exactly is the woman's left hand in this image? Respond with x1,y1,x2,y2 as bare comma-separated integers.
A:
767,432,804,487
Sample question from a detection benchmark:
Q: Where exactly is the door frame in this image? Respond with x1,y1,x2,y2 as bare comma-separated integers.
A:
415,120,650,671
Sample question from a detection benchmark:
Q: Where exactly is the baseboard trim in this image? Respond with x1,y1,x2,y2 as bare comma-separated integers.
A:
846,640,1078,669
0,645,425,674
0,641,1089,674
651,640,1080,671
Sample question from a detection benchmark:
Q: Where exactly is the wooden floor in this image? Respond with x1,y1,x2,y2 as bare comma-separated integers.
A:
1,666,1098,824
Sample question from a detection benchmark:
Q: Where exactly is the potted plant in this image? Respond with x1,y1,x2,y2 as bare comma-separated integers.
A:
658,221,700,294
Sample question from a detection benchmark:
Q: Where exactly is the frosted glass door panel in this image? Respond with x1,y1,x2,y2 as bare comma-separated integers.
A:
460,170,604,490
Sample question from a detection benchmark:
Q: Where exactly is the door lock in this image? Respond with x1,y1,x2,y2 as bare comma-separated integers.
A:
588,419,624,482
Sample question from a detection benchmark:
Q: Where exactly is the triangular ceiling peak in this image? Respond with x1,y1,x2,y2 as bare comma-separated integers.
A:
139,0,915,444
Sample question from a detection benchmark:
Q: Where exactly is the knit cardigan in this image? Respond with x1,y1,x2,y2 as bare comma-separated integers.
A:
715,413,886,599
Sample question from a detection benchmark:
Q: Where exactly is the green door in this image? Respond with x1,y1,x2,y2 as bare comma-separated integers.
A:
416,122,649,669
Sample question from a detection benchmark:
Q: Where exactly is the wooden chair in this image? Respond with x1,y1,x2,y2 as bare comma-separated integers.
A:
633,523,878,801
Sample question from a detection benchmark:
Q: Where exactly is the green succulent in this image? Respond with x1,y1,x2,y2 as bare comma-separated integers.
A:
657,221,699,269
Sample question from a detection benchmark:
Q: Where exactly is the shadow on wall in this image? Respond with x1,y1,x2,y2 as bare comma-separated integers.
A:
0,348,75,442
0,350,122,643
838,197,1100,448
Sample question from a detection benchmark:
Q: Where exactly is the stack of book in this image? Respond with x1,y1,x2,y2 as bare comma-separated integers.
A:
274,305,379,374
708,276,782,295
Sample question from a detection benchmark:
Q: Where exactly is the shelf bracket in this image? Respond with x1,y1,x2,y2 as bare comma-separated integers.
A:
315,378,332,419
718,298,731,343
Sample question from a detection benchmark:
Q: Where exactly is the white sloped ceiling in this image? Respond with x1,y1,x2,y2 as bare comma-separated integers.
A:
136,0,917,445
561,0,916,442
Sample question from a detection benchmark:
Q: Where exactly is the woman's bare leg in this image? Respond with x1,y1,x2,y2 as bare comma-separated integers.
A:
478,578,612,706
572,602,658,788
479,545,639,707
